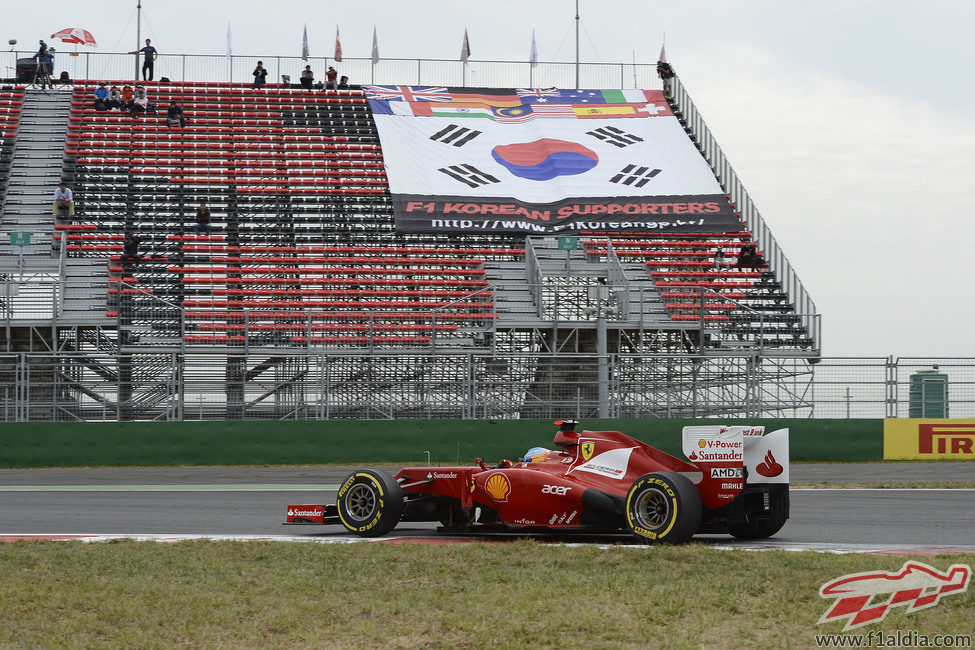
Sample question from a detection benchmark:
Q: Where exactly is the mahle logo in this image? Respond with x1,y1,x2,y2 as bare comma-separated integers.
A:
818,561,970,631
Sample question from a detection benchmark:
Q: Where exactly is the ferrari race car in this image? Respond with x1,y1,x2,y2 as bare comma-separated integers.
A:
285,420,790,543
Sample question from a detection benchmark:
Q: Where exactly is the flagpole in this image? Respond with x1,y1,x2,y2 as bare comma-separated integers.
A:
135,0,141,82
574,0,580,88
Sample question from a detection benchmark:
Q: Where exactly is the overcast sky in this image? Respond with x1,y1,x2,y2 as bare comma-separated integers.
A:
9,1,975,358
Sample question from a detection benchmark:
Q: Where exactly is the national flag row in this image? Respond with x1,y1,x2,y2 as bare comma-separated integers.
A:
366,87,671,121
364,87,648,105
293,26,573,66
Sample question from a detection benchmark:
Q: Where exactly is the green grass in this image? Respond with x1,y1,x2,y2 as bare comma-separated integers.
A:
0,541,971,648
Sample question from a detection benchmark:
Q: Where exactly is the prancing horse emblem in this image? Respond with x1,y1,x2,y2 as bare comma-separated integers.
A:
581,442,595,461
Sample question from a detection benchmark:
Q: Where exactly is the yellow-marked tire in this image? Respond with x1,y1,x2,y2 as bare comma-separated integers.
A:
336,469,404,537
625,472,702,544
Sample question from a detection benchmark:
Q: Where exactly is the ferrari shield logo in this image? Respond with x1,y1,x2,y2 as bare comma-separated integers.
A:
581,442,595,461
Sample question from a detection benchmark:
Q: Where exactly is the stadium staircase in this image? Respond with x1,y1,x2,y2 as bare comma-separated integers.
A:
0,88,71,258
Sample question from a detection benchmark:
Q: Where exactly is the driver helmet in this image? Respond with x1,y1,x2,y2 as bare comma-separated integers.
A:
522,446,551,463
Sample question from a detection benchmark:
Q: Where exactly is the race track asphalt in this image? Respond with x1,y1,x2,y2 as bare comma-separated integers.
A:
0,463,972,549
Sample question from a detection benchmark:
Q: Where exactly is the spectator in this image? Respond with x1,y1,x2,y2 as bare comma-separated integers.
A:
129,38,158,82
131,87,157,116
93,82,110,111
34,42,54,88
736,241,758,269
122,233,142,263
195,202,211,234
53,181,75,218
300,65,314,89
166,101,185,128
657,60,675,98
121,85,135,111
714,248,732,269
252,61,268,89
107,86,123,110
325,66,338,90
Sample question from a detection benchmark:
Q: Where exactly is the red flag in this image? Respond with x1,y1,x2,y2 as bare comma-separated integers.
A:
658,44,667,63
334,26,343,62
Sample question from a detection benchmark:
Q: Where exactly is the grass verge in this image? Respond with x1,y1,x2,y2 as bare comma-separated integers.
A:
0,541,972,648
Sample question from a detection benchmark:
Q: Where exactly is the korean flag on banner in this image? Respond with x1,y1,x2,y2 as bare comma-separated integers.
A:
373,113,724,202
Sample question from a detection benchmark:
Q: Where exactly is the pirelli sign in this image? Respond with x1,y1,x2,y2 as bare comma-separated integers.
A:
883,419,975,460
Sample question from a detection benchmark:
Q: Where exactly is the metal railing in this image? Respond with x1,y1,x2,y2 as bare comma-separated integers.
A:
605,239,630,320
0,352,972,421
668,74,820,351
524,238,544,318
3,51,663,90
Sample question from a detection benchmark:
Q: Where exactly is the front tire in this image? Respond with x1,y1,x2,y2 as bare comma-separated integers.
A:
336,469,404,537
625,472,702,543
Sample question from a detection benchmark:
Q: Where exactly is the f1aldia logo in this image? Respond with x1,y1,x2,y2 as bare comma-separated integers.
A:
818,561,970,631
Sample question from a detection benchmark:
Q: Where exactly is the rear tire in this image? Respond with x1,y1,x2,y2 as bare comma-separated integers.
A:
729,488,789,540
625,472,702,543
336,469,404,537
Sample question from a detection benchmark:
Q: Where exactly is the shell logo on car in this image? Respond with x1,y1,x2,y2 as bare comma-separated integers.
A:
485,473,511,502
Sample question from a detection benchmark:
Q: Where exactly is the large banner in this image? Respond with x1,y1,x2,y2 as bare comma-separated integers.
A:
883,419,975,460
364,86,740,235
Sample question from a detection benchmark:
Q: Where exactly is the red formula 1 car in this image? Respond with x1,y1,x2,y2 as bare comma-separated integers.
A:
286,420,790,543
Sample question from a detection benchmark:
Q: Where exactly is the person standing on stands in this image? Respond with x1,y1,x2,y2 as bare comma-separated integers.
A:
300,65,314,89
53,181,75,218
122,233,142,263
129,39,158,82
325,66,338,90
252,61,268,89
195,202,211,234
657,60,675,98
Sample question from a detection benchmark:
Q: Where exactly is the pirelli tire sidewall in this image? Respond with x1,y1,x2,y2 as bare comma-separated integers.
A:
625,472,703,544
336,469,404,537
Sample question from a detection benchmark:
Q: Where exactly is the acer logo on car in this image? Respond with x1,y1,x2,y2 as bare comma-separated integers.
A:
541,484,572,495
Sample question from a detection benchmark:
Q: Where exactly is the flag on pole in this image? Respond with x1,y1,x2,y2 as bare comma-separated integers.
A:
226,21,232,60
301,24,309,61
371,27,380,65
529,29,538,68
334,26,343,62
460,28,471,63
658,44,667,63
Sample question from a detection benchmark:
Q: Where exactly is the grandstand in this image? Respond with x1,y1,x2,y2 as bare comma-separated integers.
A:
0,67,819,421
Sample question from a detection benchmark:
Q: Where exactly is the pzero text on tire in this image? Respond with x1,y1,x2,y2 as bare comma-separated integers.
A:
625,472,702,543
336,469,404,537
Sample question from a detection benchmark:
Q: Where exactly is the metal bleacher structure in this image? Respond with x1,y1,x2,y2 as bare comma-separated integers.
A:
0,69,821,421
